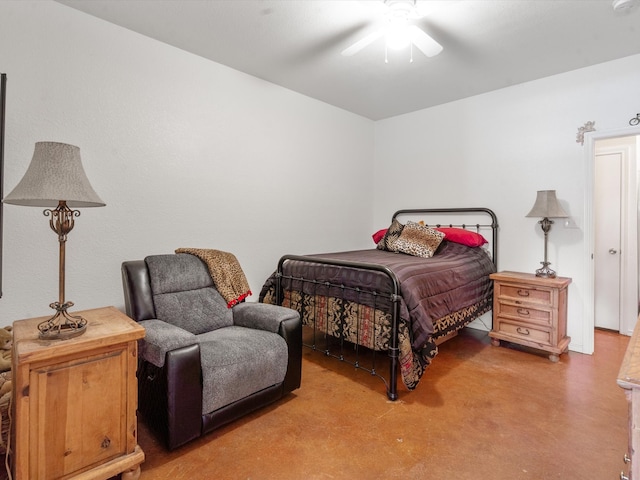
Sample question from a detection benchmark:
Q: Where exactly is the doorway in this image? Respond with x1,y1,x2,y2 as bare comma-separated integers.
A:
594,137,636,332
584,129,640,355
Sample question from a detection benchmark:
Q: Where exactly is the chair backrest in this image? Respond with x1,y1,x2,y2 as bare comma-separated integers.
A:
123,254,234,334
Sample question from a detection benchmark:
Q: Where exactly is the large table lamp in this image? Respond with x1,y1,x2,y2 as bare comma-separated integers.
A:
526,190,568,279
4,142,105,340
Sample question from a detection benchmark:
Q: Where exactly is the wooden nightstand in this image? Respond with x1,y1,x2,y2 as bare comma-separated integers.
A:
11,306,145,480
489,271,571,362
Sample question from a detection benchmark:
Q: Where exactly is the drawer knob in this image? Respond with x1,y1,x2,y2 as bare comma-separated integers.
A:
516,327,530,336
517,289,530,297
517,308,530,316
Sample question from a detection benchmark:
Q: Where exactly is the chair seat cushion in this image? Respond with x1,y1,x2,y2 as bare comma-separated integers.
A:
197,326,289,414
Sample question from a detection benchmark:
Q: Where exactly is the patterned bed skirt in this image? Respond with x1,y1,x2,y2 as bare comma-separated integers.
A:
263,288,491,391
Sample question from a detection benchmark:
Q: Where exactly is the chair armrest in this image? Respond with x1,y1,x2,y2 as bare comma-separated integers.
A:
138,319,197,368
232,302,300,333
233,303,302,393
279,314,302,393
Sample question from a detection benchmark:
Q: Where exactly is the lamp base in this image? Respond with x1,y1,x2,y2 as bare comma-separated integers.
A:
535,261,557,279
38,301,88,340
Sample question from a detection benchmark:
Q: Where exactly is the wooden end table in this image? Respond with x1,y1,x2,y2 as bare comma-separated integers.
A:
12,306,145,480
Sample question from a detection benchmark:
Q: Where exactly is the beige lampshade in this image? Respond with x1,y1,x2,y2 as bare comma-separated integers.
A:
526,190,567,218
3,142,105,208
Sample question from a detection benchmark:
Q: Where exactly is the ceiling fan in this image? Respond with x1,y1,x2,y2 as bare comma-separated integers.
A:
341,0,443,60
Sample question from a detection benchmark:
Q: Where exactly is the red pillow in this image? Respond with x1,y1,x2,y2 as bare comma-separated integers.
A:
372,228,388,244
435,228,488,247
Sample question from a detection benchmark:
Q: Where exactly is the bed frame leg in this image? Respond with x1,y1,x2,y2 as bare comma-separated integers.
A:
387,346,399,401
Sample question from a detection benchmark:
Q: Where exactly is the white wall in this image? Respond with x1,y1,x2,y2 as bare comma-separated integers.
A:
3,1,639,352
0,1,374,323
373,53,640,353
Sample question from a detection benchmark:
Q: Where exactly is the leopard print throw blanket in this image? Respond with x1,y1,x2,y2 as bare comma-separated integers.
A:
175,248,252,308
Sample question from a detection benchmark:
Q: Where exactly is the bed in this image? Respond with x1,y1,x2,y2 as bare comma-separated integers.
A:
259,208,498,400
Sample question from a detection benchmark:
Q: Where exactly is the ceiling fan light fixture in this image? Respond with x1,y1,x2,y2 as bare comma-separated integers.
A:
341,0,442,59
386,21,411,50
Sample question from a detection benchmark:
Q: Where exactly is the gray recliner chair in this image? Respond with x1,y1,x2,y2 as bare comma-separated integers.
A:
121,253,302,450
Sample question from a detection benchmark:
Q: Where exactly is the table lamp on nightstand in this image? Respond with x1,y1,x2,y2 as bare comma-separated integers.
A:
3,142,105,340
526,189,568,279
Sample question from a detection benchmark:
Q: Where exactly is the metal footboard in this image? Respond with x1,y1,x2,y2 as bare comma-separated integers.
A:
275,255,402,400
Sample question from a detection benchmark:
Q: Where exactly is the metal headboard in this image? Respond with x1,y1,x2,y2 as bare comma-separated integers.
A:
391,207,499,270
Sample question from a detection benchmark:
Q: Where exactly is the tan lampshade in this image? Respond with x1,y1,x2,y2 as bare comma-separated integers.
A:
526,190,567,218
4,142,105,208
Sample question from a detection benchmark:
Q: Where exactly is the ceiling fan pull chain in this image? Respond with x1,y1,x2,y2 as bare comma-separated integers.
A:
410,42,414,63
385,44,389,64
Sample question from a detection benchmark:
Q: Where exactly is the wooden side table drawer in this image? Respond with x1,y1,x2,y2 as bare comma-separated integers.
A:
489,271,571,362
495,319,551,345
496,283,553,307
494,303,552,326
30,347,129,476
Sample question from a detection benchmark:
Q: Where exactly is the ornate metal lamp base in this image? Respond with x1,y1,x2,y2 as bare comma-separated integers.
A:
535,261,557,279
38,300,88,340
34,201,89,341
533,217,559,279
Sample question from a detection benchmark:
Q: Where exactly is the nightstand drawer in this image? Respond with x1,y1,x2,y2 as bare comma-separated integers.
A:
496,283,553,307
496,319,551,345
495,303,551,326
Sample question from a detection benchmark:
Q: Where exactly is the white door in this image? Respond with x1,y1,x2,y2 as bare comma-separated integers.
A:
582,130,639,355
594,151,622,330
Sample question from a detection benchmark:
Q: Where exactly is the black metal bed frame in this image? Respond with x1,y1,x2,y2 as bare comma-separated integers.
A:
274,207,498,400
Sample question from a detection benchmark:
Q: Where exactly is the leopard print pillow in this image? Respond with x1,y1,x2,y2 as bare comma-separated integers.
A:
394,221,445,258
376,218,404,252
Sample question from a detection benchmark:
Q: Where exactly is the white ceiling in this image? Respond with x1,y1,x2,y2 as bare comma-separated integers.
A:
56,0,640,120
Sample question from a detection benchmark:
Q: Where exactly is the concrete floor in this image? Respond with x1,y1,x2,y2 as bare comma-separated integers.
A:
136,328,629,480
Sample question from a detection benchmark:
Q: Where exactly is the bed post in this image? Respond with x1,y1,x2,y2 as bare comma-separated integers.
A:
387,292,401,401
275,257,286,305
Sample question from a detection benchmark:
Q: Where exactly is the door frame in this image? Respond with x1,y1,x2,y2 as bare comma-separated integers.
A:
584,126,640,353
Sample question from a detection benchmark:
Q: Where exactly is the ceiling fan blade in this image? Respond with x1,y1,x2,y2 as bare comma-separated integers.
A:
409,25,443,57
341,28,385,56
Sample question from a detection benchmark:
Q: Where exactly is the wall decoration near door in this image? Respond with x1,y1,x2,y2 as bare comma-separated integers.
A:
576,121,596,145
0,73,6,298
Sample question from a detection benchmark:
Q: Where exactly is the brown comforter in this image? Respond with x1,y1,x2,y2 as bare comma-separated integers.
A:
260,241,495,389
